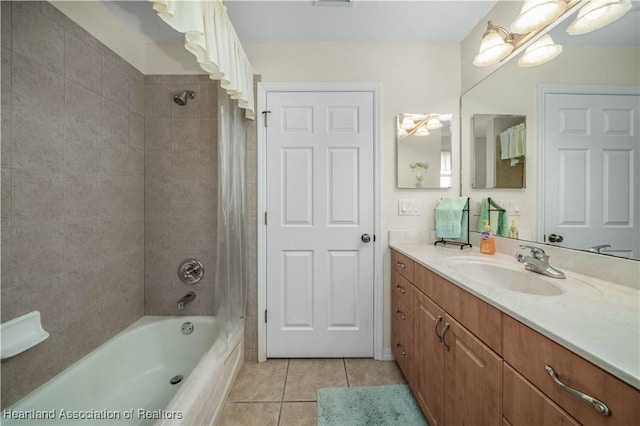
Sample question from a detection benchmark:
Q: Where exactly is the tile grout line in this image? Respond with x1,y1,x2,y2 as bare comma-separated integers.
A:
277,359,291,426
343,358,351,388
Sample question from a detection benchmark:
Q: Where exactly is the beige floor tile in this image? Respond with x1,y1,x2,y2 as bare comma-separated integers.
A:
279,402,317,426
344,358,407,387
217,402,281,426
229,359,289,402
283,359,348,402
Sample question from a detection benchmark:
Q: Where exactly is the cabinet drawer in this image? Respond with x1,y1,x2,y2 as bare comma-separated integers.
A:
392,293,414,341
415,264,502,354
392,323,414,383
391,250,415,283
392,271,414,312
503,314,640,426
503,363,579,426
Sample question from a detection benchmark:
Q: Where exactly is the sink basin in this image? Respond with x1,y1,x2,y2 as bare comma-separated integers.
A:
441,258,564,296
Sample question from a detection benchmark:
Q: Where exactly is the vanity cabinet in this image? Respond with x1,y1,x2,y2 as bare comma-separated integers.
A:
414,265,502,426
392,250,503,426
389,248,640,426
503,314,640,426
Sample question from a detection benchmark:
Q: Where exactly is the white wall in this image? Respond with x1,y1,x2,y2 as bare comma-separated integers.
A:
243,41,461,352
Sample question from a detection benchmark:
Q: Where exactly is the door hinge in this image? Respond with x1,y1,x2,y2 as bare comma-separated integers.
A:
264,211,268,225
264,309,268,323
262,110,271,127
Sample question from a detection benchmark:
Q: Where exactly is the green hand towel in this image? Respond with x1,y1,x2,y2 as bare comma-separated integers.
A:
477,198,509,237
435,197,469,240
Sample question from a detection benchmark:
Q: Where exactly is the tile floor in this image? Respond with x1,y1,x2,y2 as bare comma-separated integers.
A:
217,358,407,426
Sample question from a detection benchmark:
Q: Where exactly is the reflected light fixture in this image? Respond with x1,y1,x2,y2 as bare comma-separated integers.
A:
400,117,415,129
518,34,563,67
398,114,446,139
511,0,568,33
473,21,517,67
415,126,431,136
567,0,632,35
425,117,444,130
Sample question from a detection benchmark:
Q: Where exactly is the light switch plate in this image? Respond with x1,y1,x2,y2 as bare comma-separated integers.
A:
398,199,421,216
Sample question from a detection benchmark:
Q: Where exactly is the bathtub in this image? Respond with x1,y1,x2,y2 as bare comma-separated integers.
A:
3,316,243,426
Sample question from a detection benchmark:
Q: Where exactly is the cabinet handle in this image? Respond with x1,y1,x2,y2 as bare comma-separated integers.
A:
395,308,406,321
544,365,611,416
396,261,406,269
441,323,450,351
395,283,406,294
395,342,407,356
434,315,443,342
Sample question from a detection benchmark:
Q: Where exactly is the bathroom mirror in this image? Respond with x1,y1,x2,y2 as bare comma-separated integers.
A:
461,4,640,259
397,114,452,189
472,114,526,189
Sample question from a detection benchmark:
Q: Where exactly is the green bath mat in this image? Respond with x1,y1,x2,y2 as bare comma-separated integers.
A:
317,384,428,426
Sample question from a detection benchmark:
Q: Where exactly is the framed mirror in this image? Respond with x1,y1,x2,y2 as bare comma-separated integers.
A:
461,4,640,259
397,113,452,189
472,114,526,189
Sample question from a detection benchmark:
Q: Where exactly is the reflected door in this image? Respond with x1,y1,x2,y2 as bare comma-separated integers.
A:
265,90,374,357
543,92,640,258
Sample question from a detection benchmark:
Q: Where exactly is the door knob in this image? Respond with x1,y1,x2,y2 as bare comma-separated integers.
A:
361,234,372,243
548,234,564,243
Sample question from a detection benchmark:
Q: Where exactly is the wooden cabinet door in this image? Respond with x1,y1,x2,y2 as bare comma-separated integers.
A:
444,314,502,426
414,290,445,426
503,363,579,426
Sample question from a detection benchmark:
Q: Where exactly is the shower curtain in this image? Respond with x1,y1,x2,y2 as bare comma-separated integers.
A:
214,85,247,328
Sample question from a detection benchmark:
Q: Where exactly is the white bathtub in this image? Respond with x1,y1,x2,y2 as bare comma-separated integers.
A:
3,316,243,426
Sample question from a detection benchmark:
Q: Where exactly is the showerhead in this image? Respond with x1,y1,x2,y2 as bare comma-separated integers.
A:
174,90,196,106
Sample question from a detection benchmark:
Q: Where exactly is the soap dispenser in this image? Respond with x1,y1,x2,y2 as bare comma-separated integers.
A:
480,220,496,255
509,220,519,239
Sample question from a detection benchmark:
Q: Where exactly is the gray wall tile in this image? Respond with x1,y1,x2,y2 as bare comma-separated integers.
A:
1,1,11,48
145,117,172,151
12,168,64,228
1,2,145,407
2,46,12,169
102,98,129,147
144,76,219,317
65,33,101,94
102,56,129,108
129,112,144,150
12,2,64,73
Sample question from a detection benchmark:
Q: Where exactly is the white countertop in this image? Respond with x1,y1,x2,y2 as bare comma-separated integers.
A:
390,242,640,390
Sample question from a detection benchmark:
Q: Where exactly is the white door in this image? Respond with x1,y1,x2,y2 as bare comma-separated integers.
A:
266,91,374,357
543,92,640,258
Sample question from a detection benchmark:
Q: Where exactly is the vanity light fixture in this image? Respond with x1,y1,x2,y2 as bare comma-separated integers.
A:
511,0,568,33
473,21,521,66
518,34,563,67
566,0,632,35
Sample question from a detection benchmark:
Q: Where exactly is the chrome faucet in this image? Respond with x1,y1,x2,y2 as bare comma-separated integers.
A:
177,291,196,310
515,245,565,279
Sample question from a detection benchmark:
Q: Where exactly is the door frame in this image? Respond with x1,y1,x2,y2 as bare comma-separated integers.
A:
536,84,640,243
256,82,382,362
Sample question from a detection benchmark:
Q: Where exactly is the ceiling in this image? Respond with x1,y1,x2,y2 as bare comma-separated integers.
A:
103,0,499,44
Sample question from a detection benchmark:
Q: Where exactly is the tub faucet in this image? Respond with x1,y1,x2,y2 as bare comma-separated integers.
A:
515,245,565,279
177,291,196,310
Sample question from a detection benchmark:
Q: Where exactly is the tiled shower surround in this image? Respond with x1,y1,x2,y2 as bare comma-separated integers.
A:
143,75,219,315
1,2,145,407
1,1,259,407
